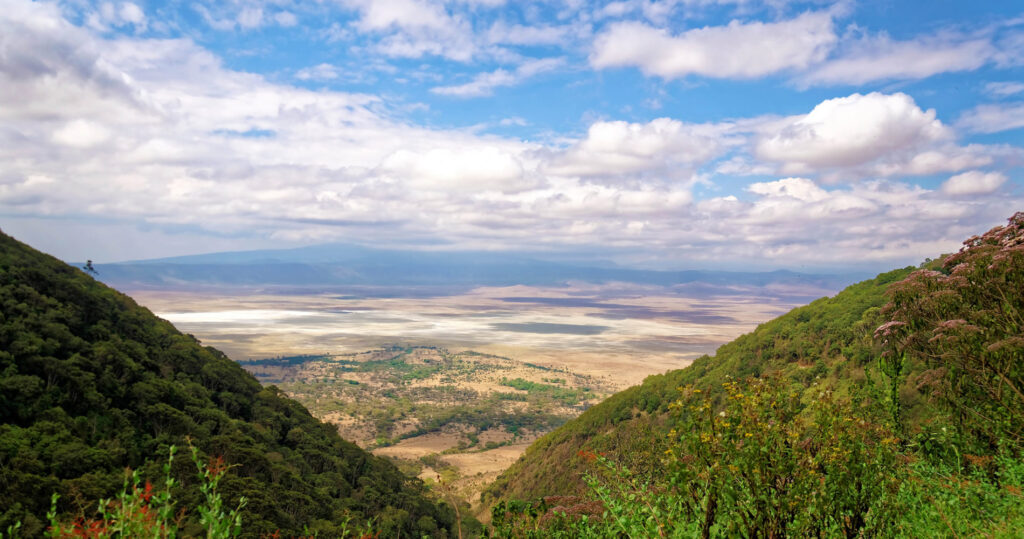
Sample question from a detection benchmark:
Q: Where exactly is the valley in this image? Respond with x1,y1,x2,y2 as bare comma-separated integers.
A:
128,281,830,386
124,281,838,514
237,346,611,508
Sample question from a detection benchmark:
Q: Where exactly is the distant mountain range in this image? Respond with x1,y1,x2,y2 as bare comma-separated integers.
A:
86,243,869,293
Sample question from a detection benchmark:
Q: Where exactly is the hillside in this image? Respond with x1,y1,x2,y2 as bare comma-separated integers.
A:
482,266,918,506
0,231,460,537
483,213,1024,537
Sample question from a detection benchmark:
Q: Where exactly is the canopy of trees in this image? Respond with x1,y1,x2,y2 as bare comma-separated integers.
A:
0,232,456,537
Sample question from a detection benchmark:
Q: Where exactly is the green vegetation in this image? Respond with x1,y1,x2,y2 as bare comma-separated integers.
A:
487,213,1024,537
499,378,587,406
39,444,250,539
879,217,1024,450
242,347,608,451
484,265,915,505
0,232,459,537
4,211,1023,537
490,379,1024,537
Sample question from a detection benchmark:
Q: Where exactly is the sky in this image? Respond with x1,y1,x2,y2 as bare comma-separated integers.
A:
0,0,1022,271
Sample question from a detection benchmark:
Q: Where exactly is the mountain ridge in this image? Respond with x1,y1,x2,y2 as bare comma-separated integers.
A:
82,243,869,292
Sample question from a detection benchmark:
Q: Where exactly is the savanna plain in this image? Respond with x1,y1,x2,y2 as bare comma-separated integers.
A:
125,280,829,510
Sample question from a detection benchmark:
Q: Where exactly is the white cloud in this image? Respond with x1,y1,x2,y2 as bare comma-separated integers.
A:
119,3,145,26
192,4,237,31
871,146,993,177
236,7,264,29
941,171,1007,196
431,57,564,97
85,1,147,33
348,0,454,32
274,11,298,27
545,118,732,179
957,102,1024,134
590,11,836,79
1,0,1022,269
51,119,113,148
295,63,341,81
801,32,993,86
486,21,575,46
685,178,1008,266
747,177,828,202
190,3,295,31
342,0,477,61
985,81,1024,97
379,146,531,192
755,92,950,174
993,28,1024,67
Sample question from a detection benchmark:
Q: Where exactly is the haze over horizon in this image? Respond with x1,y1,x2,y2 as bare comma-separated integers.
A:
1,0,1022,273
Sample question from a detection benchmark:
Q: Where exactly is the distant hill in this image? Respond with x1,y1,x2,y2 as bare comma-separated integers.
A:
86,243,866,296
0,231,459,537
482,265,922,505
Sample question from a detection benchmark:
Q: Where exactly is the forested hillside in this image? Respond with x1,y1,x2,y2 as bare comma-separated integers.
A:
0,231,459,537
484,266,915,504
485,213,1024,538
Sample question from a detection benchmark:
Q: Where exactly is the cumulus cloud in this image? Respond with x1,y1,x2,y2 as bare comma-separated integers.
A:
747,177,828,202
51,119,113,148
685,178,1011,266
379,146,531,192
545,118,733,180
755,92,957,176
590,11,836,79
941,171,1007,196
1,0,1021,269
431,57,564,97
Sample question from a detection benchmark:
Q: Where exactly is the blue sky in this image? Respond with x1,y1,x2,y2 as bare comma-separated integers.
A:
0,0,1022,271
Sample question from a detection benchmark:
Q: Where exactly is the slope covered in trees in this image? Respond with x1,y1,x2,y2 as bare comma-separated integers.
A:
484,213,1024,537
483,265,916,505
481,216,1024,539
0,231,458,537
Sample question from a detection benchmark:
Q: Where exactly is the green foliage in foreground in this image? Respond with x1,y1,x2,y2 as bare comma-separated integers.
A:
1,444,377,538
39,444,250,539
879,212,1024,450
490,378,1024,538
488,213,1024,537
0,231,458,537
